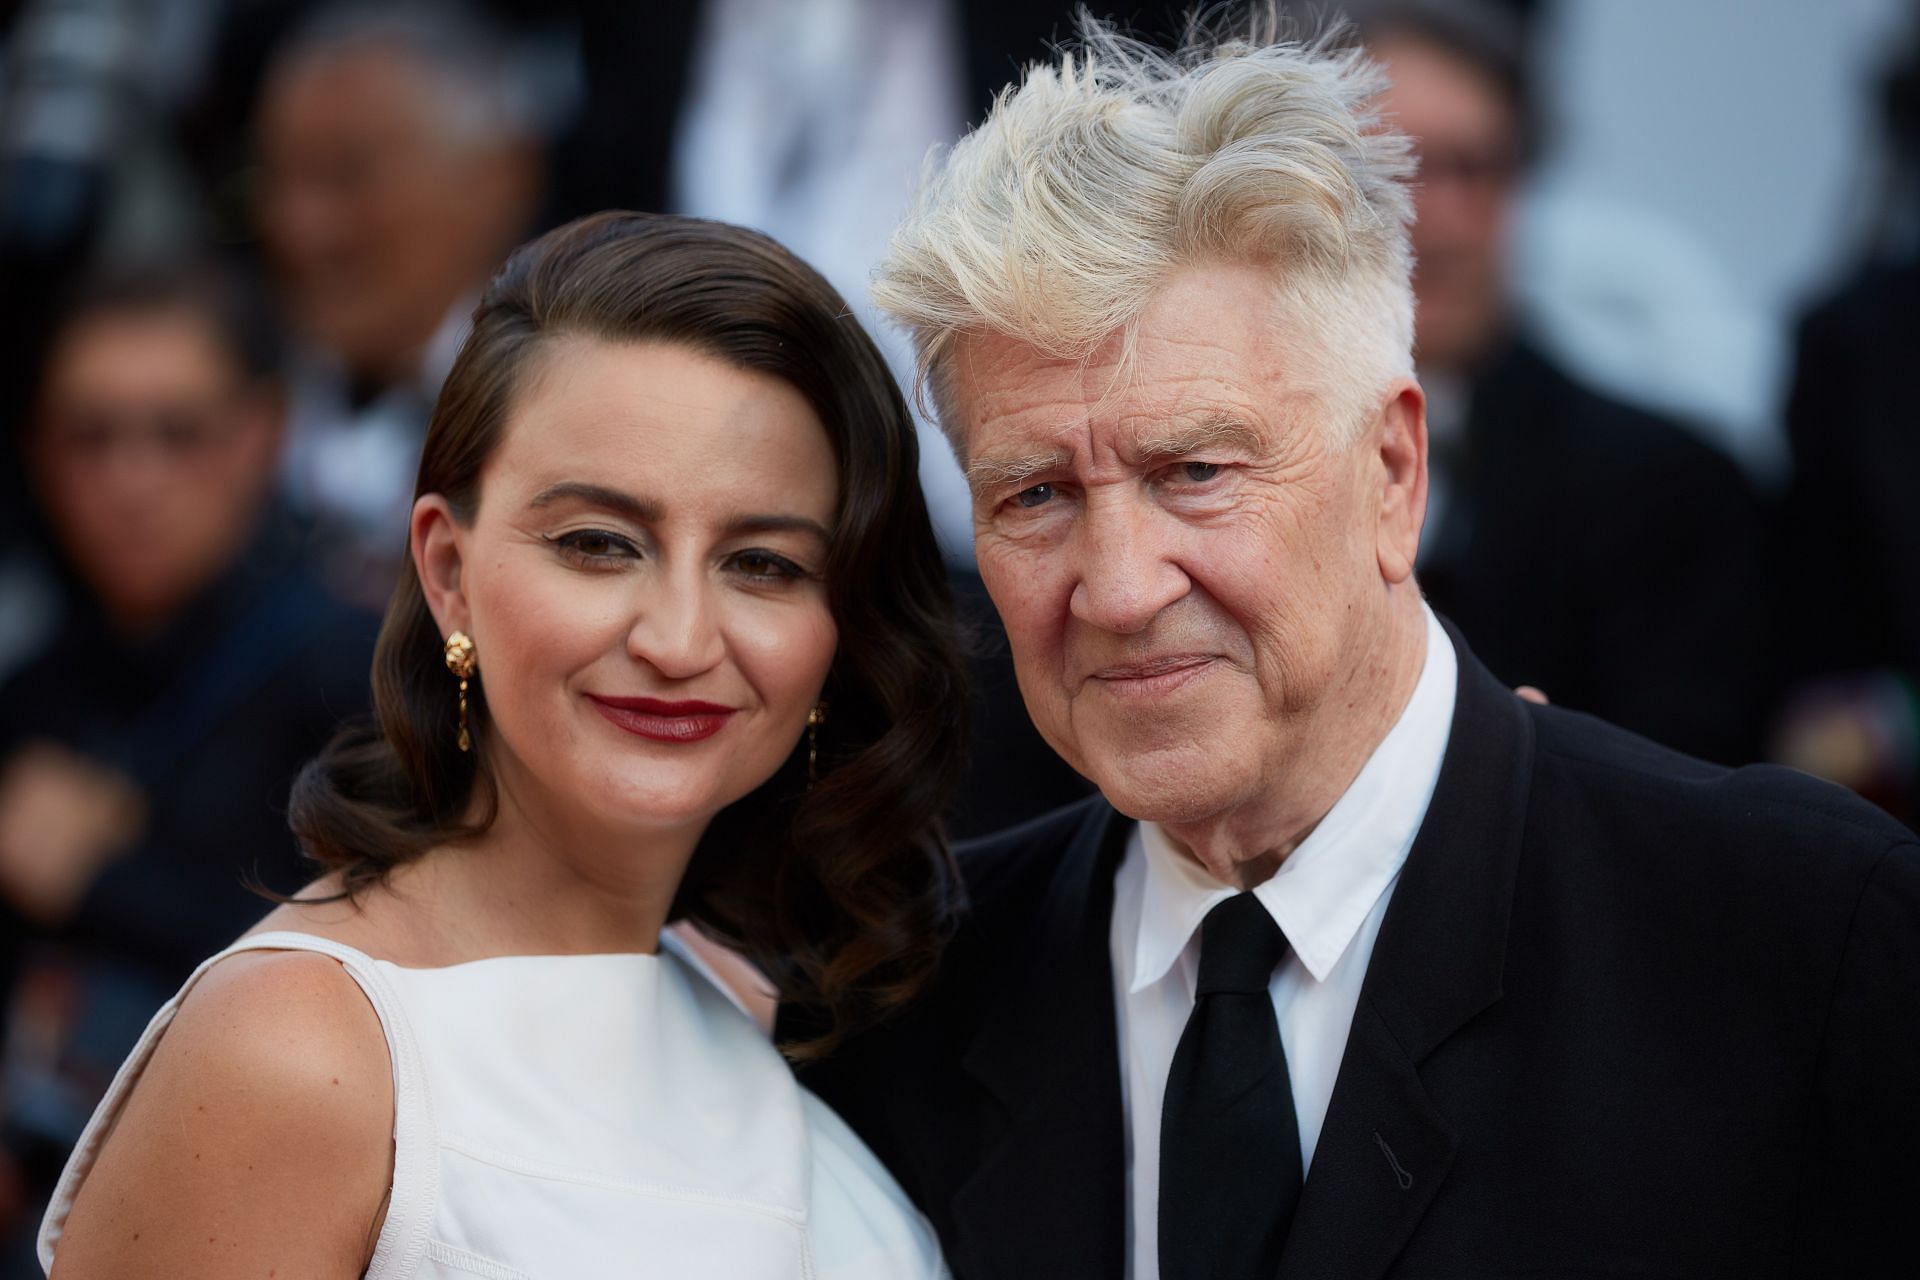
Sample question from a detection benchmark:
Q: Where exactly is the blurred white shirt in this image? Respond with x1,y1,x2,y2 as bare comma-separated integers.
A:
672,0,974,562
279,298,473,591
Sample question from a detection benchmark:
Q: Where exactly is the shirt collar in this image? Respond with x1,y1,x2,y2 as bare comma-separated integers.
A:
1129,606,1458,992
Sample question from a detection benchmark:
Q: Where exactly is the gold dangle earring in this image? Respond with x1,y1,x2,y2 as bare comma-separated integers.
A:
806,701,828,785
444,631,477,752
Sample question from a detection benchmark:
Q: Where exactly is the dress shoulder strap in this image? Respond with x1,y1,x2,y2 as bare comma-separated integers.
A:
37,931,439,1279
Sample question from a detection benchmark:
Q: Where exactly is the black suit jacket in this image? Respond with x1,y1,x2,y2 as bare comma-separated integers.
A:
1774,261,1920,813
1419,339,1769,766
1778,261,1920,680
795,630,1919,1278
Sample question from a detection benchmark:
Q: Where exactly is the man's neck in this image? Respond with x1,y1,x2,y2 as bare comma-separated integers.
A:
1160,595,1430,889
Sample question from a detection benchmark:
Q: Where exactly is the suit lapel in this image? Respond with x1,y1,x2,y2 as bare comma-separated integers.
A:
948,801,1133,1280
1279,630,1535,1280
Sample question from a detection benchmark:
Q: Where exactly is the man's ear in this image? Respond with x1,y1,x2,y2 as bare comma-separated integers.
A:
412,493,470,638
1373,378,1428,585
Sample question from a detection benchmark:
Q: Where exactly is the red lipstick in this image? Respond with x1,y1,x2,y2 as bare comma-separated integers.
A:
587,695,737,743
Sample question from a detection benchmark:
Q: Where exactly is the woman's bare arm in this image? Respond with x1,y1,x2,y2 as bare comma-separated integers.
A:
49,950,395,1279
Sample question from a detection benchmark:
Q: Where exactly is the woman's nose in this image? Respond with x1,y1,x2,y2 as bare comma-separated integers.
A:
625,570,726,680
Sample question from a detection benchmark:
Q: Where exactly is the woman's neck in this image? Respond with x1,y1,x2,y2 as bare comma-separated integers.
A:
269,755,712,967
442,768,704,952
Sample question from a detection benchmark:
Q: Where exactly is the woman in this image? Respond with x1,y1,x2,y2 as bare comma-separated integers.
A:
37,212,967,1277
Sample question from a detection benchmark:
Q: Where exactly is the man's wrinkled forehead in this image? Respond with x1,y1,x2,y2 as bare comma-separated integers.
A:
943,263,1306,441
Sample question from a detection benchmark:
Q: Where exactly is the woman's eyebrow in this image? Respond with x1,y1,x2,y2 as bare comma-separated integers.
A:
723,513,831,542
530,483,829,542
527,481,661,523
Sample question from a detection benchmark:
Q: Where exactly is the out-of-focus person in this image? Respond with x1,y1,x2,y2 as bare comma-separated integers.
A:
0,261,376,1270
1358,0,1770,764
0,0,242,687
1771,14,1920,821
254,0,544,605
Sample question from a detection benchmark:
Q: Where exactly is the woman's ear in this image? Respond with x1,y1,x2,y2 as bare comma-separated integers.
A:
412,494,470,637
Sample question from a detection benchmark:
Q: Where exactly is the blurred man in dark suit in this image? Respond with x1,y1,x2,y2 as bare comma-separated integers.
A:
1771,15,1920,820
1360,0,1770,765
0,262,375,1267
253,2,545,604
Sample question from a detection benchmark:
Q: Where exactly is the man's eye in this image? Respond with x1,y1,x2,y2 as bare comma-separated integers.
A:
1182,461,1221,483
1015,483,1055,509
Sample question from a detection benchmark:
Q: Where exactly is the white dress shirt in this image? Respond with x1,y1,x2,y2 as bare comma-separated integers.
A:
280,299,474,558
1109,606,1458,1279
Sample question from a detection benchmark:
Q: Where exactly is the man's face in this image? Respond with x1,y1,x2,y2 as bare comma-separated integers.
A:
953,264,1424,828
255,48,533,384
1372,34,1521,373
33,310,280,630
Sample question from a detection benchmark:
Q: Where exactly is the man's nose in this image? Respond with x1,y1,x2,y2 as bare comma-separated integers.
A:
1069,491,1190,634
626,568,726,681
90,446,173,505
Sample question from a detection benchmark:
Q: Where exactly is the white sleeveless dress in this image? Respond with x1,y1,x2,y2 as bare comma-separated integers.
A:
37,929,946,1279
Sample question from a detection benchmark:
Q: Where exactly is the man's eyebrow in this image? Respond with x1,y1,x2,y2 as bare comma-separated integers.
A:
1128,414,1265,463
965,448,1072,494
527,481,661,523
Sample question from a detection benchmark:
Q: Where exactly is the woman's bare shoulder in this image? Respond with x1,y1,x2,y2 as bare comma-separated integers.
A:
165,946,395,1085
49,949,394,1278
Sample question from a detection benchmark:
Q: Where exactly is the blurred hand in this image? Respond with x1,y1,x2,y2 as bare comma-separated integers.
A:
0,741,146,926
1771,674,1912,798
1515,686,1549,705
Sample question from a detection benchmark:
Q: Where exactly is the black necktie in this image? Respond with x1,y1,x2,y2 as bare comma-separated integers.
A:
1158,892,1303,1280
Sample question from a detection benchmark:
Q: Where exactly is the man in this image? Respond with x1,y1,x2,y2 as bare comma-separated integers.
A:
1769,21,1920,821
0,261,375,1258
253,1,544,603
1772,252,1920,821
791,12,1917,1278
1357,0,1769,766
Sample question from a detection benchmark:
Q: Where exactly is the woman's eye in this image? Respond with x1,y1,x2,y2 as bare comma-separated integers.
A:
550,529,639,563
730,550,806,580
1015,483,1055,509
1181,461,1221,483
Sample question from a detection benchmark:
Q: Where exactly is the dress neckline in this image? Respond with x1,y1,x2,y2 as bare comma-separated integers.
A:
237,928,667,975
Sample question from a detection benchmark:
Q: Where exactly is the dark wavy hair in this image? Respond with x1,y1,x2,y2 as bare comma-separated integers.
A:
289,212,969,1058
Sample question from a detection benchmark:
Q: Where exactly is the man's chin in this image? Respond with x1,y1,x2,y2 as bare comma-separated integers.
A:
1078,744,1247,829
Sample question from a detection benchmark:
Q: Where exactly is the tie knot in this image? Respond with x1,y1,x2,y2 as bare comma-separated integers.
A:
1195,893,1289,996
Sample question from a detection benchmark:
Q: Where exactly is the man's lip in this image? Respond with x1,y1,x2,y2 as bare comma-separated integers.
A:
588,696,736,715
1088,655,1217,682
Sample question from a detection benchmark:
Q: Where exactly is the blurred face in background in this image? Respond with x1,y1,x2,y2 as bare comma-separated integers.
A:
32,308,282,632
255,44,538,386
1372,33,1522,373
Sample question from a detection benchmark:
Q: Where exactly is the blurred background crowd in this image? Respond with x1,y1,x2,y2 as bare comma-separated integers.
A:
0,0,1915,1266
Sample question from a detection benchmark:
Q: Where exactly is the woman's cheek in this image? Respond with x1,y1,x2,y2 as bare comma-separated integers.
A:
731,597,838,710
